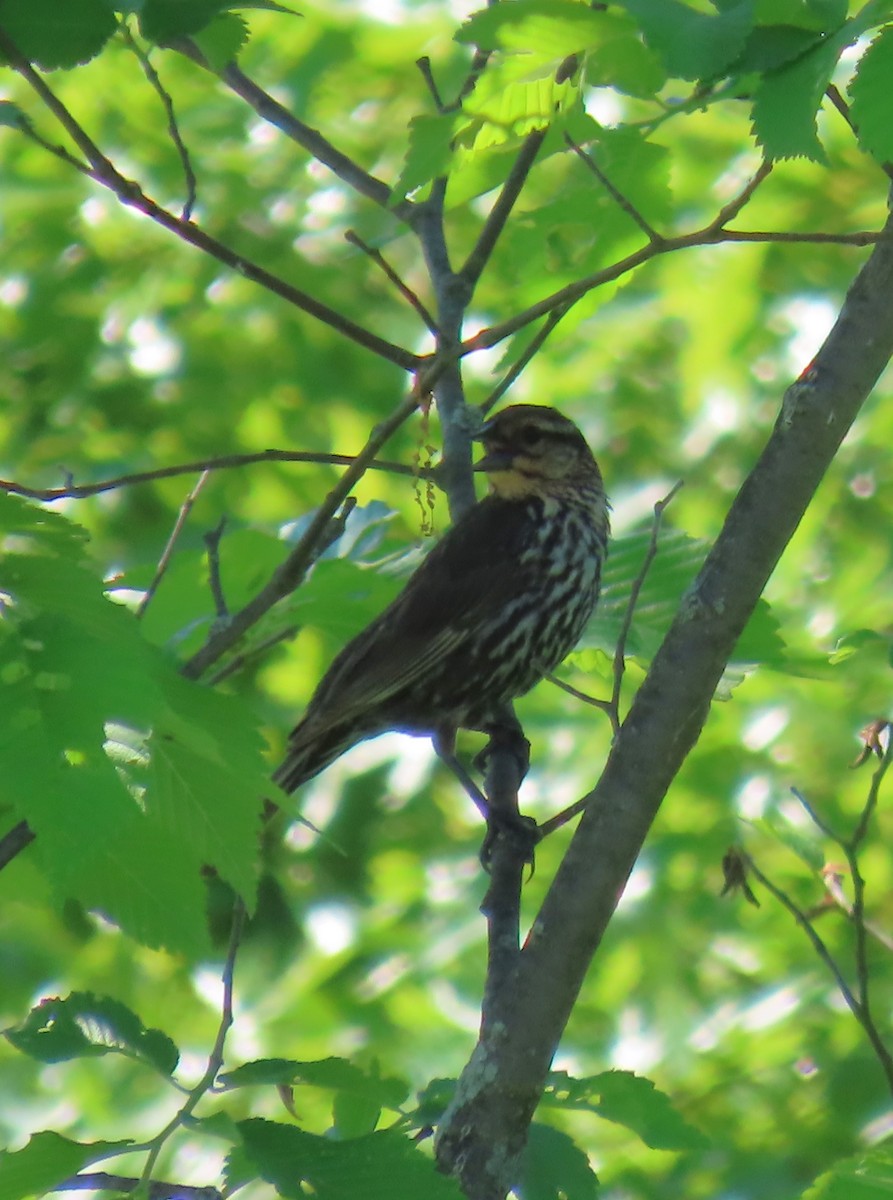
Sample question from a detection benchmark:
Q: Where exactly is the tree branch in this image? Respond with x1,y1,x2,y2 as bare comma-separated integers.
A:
436,201,893,1199
0,31,419,371
181,391,422,680
460,128,548,290
169,41,407,217
0,448,431,503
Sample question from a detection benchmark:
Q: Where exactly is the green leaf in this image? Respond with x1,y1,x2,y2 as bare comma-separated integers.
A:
391,114,458,202
459,70,578,151
0,1132,130,1200
139,0,229,42
751,21,856,160
754,0,848,31
5,991,179,1075
590,528,791,668
0,0,116,69
755,809,827,871
227,1119,464,1200
618,0,755,81
193,11,251,68
221,1056,408,1110
542,1070,710,1151
849,26,893,166
801,1139,893,1197
0,496,266,956
519,1123,599,1200
735,23,825,73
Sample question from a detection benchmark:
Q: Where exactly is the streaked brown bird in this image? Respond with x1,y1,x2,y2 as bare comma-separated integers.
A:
273,404,609,798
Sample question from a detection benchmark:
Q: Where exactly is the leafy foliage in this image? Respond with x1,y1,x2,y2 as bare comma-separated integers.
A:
2,1,893,1198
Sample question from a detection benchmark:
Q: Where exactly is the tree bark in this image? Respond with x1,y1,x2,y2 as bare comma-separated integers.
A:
436,207,893,1200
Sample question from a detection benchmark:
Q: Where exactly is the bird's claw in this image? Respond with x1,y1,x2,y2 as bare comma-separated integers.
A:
479,812,540,872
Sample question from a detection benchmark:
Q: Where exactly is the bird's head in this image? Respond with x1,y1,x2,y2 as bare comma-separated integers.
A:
473,404,603,501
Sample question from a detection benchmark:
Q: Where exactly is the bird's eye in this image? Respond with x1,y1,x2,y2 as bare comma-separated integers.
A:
520,426,543,447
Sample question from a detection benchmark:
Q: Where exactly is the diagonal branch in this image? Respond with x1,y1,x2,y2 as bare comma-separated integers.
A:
436,200,893,1199
460,128,548,289
180,390,422,680
171,40,407,217
0,30,419,371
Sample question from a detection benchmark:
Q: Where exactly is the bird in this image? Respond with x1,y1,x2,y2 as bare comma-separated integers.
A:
273,403,610,806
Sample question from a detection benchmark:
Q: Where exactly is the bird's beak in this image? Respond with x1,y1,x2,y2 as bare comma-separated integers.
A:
472,421,513,473
472,445,514,473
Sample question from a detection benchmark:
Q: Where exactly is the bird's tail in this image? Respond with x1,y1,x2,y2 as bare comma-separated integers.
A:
272,719,362,794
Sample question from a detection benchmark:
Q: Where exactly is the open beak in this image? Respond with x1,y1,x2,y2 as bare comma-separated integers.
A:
473,446,514,473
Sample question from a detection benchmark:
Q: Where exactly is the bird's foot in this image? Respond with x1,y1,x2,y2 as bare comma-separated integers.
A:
480,811,540,872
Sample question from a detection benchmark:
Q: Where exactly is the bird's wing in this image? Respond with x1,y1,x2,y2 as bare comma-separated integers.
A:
296,496,531,731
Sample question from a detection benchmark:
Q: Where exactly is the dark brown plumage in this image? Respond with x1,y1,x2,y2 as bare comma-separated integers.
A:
273,404,609,794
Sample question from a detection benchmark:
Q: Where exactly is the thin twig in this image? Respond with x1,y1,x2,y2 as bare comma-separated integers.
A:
609,482,684,733
480,306,570,416
169,41,406,217
564,134,663,245
460,128,548,288
0,448,432,503
0,819,35,871
53,1173,221,1198
846,743,893,1060
539,483,683,838
120,22,197,220
416,56,446,112
0,32,419,371
791,785,840,841
207,625,296,686
463,223,889,357
204,517,229,623
710,159,773,228
136,471,211,619
743,854,863,1016
345,230,438,332
180,392,422,680
825,85,893,184
139,900,245,1184
746,851,893,1097
546,675,612,714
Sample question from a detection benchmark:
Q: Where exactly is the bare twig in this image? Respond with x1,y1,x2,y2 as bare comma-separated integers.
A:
742,854,862,1016
463,164,886,358
53,1173,221,1198
546,675,612,714
711,159,773,227
207,625,296,686
345,230,438,332
0,448,431,503
169,42,406,217
539,483,683,839
204,517,230,623
180,392,422,680
136,471,211,619
0,32,419,371
139,900,245,1184
609,482,684,731
0,819,35,871
416,56,446,112
120,22,197,220
565,133,664,245
460,128,548,289
745,851,893,1097
480,305,571,416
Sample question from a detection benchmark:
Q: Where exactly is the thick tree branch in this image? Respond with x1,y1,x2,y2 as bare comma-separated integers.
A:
436,205,893,1199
